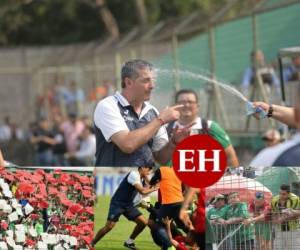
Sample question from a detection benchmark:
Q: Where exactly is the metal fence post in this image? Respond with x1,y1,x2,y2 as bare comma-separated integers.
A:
130,48,137,60
207,26,229,128
172,34,180,92
115,52,122,91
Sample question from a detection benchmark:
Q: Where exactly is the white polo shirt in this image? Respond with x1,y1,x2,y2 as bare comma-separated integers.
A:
94,92,168,152
93,92,168,166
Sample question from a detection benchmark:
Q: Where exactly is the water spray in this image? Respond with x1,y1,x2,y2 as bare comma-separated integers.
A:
155,68,267,119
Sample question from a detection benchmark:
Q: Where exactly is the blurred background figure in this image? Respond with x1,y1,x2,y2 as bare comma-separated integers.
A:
242,50,280,97
63,81,85,115
81,115,93,129
250,129,281,175
30,118,56,166
88,80,114,103
0,116,23,142
60,113,85,155
261,129,281,147
52,114,68,166
68,126,96,166
283,56,300,82
0,116,12,142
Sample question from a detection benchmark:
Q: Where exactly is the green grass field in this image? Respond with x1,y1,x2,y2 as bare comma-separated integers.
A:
94,196,160,250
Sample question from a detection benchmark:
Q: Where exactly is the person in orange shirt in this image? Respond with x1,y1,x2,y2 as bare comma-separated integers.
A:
89,85,107,102
147,166,187,250
150,166,185,225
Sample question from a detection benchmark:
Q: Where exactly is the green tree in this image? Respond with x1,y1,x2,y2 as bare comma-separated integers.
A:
0,0,250,46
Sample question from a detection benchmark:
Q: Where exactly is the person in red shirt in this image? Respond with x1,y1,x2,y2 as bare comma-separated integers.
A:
244,192,272,250
163,217,199,250
180,187,205,249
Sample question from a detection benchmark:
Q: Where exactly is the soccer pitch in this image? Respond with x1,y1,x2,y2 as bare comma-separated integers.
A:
94,195,160,250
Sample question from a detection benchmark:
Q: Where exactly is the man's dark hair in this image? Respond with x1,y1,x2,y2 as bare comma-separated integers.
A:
121,59,153,88
174,89,199,103
280,184,290,193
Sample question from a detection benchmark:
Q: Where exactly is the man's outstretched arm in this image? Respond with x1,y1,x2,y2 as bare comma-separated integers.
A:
252,102,296,127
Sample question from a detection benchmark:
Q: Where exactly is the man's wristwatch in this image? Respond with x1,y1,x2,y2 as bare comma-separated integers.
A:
267,105,273,118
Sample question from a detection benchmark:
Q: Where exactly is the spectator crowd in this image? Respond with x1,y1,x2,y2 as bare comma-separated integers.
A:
0,78,115,166
207,182,300,250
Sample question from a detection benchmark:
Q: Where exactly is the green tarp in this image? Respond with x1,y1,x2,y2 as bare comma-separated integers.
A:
154,2,300,91
255,167,300,195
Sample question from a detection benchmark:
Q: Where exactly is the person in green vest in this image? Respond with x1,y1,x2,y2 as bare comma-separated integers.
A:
207,194,228,249
205,216,217,250
271,184,300,250
207,194,228,223
218,192,254,250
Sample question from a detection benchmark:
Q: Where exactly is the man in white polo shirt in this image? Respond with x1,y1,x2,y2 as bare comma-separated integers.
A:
94,59,188,167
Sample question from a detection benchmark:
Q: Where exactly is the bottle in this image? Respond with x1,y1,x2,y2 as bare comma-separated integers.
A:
246,101,267,119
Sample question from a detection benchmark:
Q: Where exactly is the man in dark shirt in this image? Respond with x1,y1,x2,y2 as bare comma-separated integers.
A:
52,114,67,166
30,118,56,166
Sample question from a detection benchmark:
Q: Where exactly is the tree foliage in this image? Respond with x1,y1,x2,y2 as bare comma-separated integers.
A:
0,0,247,46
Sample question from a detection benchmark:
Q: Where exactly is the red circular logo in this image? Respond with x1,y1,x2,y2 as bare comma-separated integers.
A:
172,134,227,188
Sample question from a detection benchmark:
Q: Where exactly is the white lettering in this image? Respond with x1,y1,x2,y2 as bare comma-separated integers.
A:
198,150,221,172
178,149,195,172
